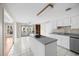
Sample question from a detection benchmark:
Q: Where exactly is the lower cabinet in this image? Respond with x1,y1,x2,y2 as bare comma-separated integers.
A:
60,36,70,49
46,34,70,49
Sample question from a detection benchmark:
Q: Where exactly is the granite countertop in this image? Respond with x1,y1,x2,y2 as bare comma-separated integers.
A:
33,36,57,45
52,32,79,38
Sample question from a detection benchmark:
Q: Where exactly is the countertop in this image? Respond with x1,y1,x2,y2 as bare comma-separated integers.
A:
33,36,57,45
52,32,79,39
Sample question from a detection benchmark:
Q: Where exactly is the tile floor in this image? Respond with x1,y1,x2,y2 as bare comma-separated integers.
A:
9,45,79,56
57,46,79,56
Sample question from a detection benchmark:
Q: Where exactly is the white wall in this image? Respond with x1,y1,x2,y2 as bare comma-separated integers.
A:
45,20,56,34
0,4,3,56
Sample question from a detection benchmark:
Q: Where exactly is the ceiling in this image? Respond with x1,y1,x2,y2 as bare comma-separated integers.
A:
3,3,79,24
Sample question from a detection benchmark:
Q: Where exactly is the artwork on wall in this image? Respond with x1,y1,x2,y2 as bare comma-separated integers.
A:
21,25,35,37
7,25,13,35
21,25,27,36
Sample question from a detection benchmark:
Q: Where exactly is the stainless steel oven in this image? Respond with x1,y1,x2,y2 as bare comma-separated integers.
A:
70,36,79,53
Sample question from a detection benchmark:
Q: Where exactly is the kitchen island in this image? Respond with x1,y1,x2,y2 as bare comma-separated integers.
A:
8,36,57,56
29,36,57,56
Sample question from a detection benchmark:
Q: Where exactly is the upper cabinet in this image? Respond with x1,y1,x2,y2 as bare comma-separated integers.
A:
57,16,70,26
71,15,79,29
56,18,63,26
63,17,70,26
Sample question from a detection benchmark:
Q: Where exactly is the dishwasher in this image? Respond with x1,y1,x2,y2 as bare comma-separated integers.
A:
70,36,79,53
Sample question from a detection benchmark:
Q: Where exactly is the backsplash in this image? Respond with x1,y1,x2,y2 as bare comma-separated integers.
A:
53,26,79,34
71,29,79,34
53,26,71,33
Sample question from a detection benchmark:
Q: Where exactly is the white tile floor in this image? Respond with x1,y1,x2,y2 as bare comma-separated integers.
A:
9,45,79,56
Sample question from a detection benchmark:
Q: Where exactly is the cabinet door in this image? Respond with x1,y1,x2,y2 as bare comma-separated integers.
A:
57,17,70,26
71,15,79,29
57,19,63,26
62,36,70,49
56,35,63,46
63,17,70,26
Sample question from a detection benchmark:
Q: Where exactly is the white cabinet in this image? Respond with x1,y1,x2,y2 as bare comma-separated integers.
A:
57,16,70,26
63,17,70,26
57,18,63,26
71,15,79,29
46,34,70,49
60,36,70,49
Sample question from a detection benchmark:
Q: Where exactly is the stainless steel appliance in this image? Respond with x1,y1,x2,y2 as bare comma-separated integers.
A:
70,36,79,53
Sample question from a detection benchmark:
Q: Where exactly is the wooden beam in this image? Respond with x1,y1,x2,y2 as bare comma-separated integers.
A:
37,4,53,16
